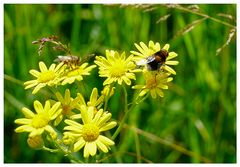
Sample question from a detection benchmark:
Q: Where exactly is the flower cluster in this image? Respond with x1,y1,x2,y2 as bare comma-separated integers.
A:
24,61,96,94
131,41,179,98
15,87,117,158
15,37,178,162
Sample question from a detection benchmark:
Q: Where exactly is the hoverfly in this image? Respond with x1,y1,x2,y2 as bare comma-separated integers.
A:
54,54,95,69
137,49,168,71
54,55,80,66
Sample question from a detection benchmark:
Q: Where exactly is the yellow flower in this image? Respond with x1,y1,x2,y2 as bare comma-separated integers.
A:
132,69,173,98
94,50,137,86
64,105,117,158
54,89,82,125
61,63,96,85
131,41,179,75
24,61,65,94
14,100,62,138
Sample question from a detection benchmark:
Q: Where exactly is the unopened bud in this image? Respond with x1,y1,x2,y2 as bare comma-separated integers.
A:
27,135,44,149
62,134,75,145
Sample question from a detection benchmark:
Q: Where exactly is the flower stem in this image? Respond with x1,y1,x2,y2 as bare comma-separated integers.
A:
112,88,148,140
53,139,83,163
42,146,59,153
104,93,110,112
103,84,113,112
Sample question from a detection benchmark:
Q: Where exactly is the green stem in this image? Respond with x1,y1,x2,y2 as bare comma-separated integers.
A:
112,85,128,140
123,85,128,113
103,95,109,112
112,89,148,140
53,139,83,163
42,146,59,153
103,84,113,112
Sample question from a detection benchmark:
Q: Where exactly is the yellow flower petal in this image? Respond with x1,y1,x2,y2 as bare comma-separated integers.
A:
32,83,46,94
98,135,115,146
99,122,117,132
49,102,61,117
92,109,103,124
49,63,56,71
88,142,97,156
54,115,63,126
157,83,168,89
162,44,170,51
80,106,94,123
14,118,32,125
150,89,157,99
165,60,179,65
65,89,71,104
70,114,82,119
55,92,64,103
155,42,160,51
149,40,155,49
156,89,164,97
96,140,108,153
65,119,82,128
64,126,82,133
84,143,90,158
24,80,38,89
29,128,44,137
130,51,143,57
39,61,48,72
74,138,85,152
139,89,148,96
21,107,35,118
44,125,56,136
51,108,62,120
122,76,131,85
134,43,145,54
15,125,34,133
44,100,51,112
34,100,44,114
89,88,98,105
77,93,86,106
140,42,149,53
164,65,176,75
167,52,178,59
29,70,40,77
97,113,112,127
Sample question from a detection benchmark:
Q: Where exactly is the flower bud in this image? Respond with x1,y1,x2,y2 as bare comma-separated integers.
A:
27,135,44,149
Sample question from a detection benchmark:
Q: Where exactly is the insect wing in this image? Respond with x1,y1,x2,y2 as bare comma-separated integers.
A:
54,56,64,63
136,59,148,66
146,55,156,63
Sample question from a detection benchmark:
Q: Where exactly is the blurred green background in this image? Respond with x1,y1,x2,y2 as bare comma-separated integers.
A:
4,4,236,163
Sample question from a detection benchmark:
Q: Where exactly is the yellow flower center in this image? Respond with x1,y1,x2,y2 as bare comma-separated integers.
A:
82,124,99,142
146,76,157,89
38,70,56,83
62,105,71,115
110,62,126,77
31,112,50,128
